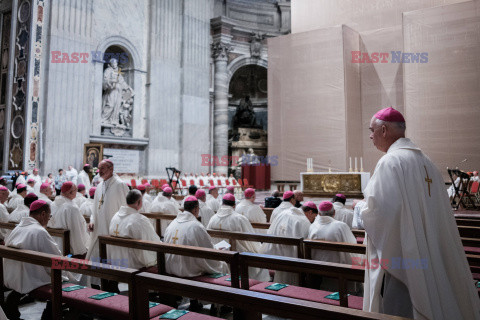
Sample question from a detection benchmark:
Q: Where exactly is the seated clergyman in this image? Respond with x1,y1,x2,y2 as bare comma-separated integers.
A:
108,189,161,269
49,181,89,258
164,196,228,277
4,200,62,320
9,193,38,223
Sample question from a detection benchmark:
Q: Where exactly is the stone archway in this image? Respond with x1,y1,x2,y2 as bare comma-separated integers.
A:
227,63,268,178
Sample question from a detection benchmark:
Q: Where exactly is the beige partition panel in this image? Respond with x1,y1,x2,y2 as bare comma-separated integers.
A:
404,1,480,179
268,26,347,181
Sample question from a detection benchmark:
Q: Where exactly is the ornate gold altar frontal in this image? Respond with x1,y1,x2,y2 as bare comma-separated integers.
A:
302,174,363,197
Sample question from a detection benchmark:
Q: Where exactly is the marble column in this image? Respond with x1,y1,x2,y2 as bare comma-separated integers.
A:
211,39,232,175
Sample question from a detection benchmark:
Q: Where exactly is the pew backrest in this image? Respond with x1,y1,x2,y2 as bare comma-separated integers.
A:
262,207,274,222
207,229,304,257
98,235,240,288
456,218,480,227
0,245,140,320
0,222,70,256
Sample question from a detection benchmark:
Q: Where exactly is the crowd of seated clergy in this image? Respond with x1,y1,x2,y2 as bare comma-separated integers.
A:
0,175,372,317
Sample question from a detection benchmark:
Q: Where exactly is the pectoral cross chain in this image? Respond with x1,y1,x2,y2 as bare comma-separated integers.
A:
424,166,432,197
172,229,179,244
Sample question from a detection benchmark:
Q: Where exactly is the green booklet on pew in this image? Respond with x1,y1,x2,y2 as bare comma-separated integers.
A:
88,292,118,300
159,309,189,319
205,273,227,279
62,285,86,292
149,302,160,308
325,292,350,300
265,283,289,291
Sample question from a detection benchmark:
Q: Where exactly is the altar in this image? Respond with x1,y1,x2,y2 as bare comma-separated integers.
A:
300,172,370,197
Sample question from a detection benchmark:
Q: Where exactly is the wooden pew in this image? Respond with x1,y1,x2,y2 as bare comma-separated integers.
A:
304,239,480,280
262,207,274,222
304,238,480,257
303,240,366,258
0,246,141,320
98,235,240,288
0,222,71,256
458,226,480,239
135,272,407,320
239,252,364,309
251,222,270,230
456,218,480,227
207,229,304,258
141,212,200,237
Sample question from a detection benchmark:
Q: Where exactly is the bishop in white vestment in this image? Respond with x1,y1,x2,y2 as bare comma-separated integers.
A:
269,191,296,224
109,190,160,269
80,187,96,218
309,201,358,264
72,184,87,208
4,201,62,319
206,186,221,212
150,187,180,237
38,182,54,207
86,160,129,263
235,188,267,233
332,194,353,228
9,193,38,223
195,189,215,228
164,196,227,277
50,182,89,256
263,194,311,285
77,164,92,193
207,194,269,281
362,107,480,319
27,168,42,194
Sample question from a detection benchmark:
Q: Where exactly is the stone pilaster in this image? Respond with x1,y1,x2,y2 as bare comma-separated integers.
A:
211,37,232,175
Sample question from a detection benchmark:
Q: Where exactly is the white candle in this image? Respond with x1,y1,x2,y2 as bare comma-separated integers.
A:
360,157,363,170
349,157,352,170
355,157,358,171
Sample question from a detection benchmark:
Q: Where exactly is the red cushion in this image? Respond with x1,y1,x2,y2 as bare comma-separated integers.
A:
31,283,172,320
190,275,261,289
356,237,364,244
249,282,363,310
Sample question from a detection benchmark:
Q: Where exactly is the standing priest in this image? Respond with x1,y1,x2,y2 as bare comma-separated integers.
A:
362,107,480,319
86,160,128,281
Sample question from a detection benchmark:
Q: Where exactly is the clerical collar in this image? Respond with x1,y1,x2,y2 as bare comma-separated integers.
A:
318,215,335,224
387,138,421,154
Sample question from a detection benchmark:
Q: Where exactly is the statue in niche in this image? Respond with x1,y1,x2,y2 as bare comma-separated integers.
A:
250,32,264,59
233,95,257,128
101,58,134,131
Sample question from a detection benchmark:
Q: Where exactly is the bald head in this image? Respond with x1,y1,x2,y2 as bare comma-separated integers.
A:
369,116,406,153
293,190,303,201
